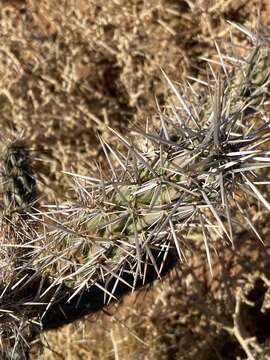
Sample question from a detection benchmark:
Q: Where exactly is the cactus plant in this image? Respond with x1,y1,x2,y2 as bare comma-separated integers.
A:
1,23,270,358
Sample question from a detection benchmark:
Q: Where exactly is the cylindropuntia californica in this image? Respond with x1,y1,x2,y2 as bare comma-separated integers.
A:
1,22,270,358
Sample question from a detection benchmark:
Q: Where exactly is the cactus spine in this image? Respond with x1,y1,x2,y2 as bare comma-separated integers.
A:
43,24,270,290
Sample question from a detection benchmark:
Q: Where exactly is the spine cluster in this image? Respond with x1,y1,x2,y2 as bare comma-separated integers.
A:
44,26,270,291
2,141,37,211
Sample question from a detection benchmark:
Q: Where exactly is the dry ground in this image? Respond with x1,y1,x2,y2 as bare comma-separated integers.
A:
1,0,270,359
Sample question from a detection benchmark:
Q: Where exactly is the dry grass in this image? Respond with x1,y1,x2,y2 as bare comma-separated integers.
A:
1,0,270,359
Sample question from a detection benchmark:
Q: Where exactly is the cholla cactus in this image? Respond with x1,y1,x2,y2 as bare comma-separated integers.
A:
0,139,38,359
46,22,270,287
1,23,270,357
